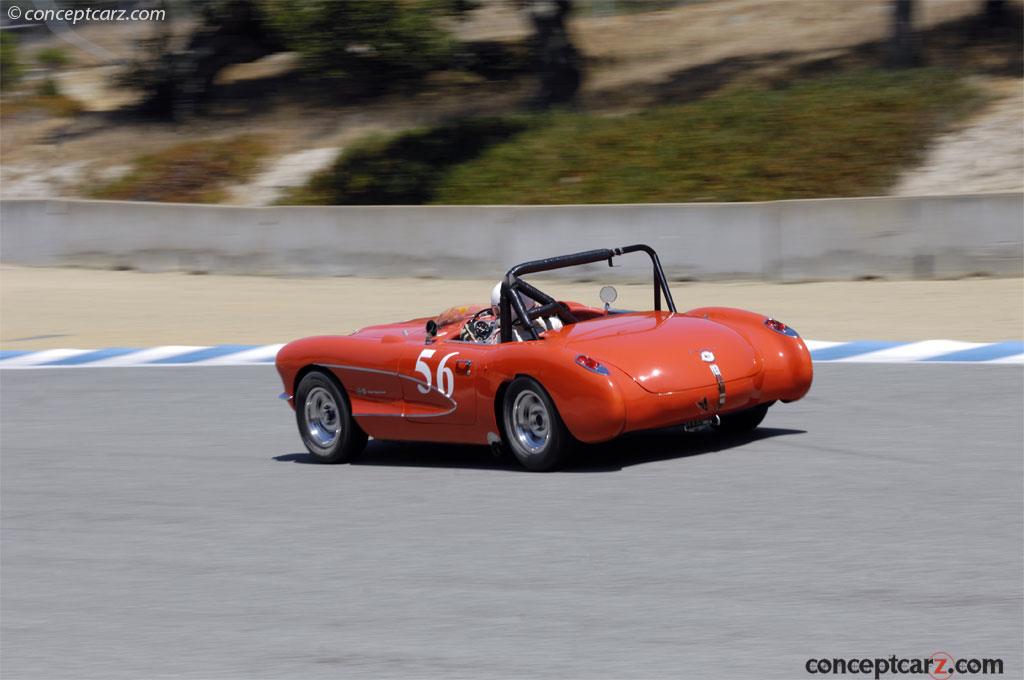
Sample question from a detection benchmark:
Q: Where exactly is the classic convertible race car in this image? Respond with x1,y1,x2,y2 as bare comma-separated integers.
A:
276,245,813,471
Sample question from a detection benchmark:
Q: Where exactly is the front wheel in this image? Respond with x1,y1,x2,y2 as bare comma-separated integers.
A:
295,370,368,463
717,402,772,434
502,377,570,472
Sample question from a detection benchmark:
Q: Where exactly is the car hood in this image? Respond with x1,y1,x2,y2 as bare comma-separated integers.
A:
560,312,761,393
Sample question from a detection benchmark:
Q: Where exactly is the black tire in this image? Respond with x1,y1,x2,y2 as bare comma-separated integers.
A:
717,402,772,434
295,370,368,463
501,377,570,471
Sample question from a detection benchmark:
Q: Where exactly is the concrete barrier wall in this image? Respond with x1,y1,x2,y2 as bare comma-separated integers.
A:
1,194,1021,280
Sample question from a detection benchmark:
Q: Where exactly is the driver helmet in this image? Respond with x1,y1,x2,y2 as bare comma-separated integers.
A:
492,281,538,322
490,281,503,313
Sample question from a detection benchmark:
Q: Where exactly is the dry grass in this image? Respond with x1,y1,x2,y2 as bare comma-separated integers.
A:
89,135,272,203
0,93,83,119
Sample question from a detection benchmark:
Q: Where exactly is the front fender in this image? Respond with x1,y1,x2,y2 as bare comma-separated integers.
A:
275,335,402,404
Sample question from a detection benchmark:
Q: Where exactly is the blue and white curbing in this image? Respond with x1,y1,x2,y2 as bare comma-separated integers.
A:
0,344,284,368
803,340,1023,364
0,340,1021,368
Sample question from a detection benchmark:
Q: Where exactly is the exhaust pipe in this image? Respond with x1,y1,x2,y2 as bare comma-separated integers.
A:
682,414,720,433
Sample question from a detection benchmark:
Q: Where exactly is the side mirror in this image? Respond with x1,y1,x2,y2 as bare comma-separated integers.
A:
599,285,618,312
425,319,438,342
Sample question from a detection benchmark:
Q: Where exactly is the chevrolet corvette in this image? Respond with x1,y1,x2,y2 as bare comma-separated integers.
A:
276,244,813,471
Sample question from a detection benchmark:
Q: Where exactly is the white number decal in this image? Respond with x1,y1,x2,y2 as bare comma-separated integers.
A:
437,352,458,398
415,349,460,398
415,349,436,394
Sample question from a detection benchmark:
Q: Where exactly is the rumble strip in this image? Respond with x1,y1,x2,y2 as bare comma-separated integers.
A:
0,340,1021,368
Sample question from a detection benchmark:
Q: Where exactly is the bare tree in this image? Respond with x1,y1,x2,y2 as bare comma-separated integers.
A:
887,0,920,68
984,0,1007,27
520,0,582,106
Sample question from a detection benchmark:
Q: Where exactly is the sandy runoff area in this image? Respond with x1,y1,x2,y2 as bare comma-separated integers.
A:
1,266,1021,349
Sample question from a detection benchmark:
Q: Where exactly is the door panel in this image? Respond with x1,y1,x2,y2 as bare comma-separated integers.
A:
398,341,488,425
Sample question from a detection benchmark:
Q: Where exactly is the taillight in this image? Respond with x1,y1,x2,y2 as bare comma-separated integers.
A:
575,354,610,375
765,317,799,337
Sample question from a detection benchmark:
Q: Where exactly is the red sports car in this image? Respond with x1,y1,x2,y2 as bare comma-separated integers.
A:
276,245,813,471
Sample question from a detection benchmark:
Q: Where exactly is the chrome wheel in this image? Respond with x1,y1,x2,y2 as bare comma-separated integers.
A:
511,389,550,454
304,386,342,448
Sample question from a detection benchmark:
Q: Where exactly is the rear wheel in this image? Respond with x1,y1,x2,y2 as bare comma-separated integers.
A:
295,370,368,463
502,377,569,472
717,402,772,434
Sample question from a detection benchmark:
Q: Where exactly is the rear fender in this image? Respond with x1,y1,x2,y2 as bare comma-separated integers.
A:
483,346,627,444
686,307,813,403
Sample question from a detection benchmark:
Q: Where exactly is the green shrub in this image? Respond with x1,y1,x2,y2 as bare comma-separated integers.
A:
262,0,456,92
283,118,532,205
36,47,72,69
0,32,23,91
36,78,60,97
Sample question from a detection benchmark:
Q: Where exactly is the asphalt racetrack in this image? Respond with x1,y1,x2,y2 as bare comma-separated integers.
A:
2,364,1021,679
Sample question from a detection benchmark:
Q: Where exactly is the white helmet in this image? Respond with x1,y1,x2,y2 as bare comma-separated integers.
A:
490,281,503,310
491,281,524,321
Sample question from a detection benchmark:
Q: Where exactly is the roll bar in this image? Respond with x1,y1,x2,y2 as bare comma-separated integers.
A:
499,244,676,343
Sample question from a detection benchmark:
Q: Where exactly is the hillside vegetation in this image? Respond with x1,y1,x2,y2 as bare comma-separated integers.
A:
90,136,272,204
283,69,983,206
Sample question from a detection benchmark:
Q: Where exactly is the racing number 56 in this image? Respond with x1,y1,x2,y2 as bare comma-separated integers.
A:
415,349,459,397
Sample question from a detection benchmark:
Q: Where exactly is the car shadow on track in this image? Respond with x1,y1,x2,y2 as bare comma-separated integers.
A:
272,427,806,473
